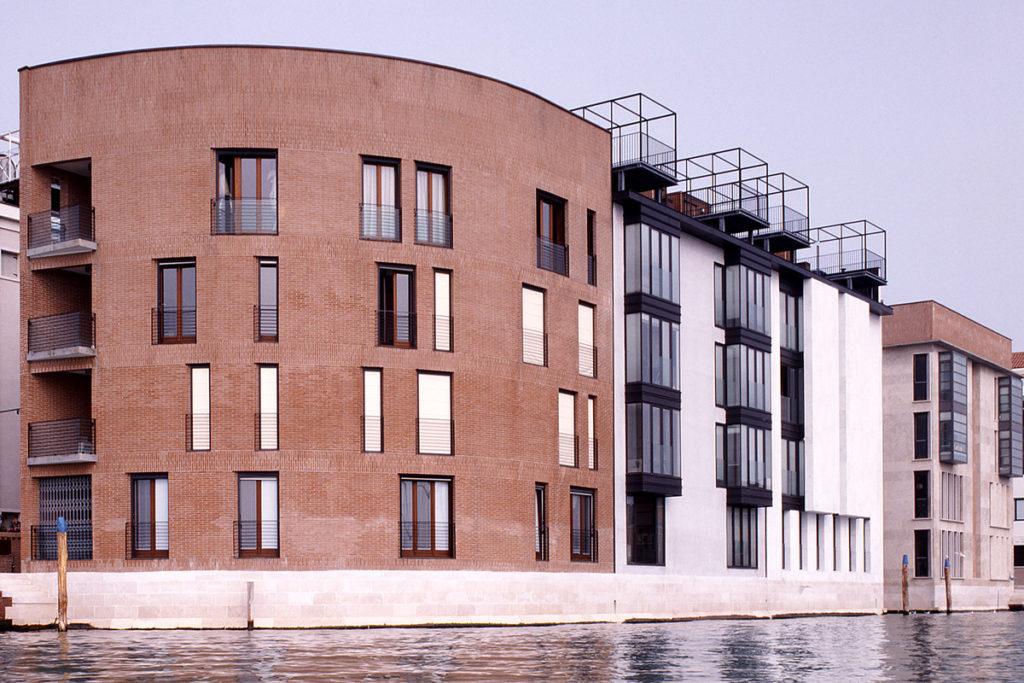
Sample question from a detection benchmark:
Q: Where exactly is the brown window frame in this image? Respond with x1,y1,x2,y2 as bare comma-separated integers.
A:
216,150,277,201
130,474,169,560
362,156,401,209
570,487,596,562
378,265,416,348
237,473,280,559
400,476,454,559
157,259,197,344
536,191,566,246
535,483,548,561
256,257,279,342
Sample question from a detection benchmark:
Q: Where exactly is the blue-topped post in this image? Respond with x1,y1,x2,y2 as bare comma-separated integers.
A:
901,553,909,614
944,557,952,614
56,515,68,631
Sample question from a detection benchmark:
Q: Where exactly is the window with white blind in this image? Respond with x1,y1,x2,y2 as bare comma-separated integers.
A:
434,270,452,352
189,365,210,451
415,166,451,247
363,368,382,452
361,159,399,241
587,396,596,469
258,365,278,450
578,303,595,377
417,372,452,455
238,474,278,557
558,391,577,467
0,250,17,279
522,286,546,365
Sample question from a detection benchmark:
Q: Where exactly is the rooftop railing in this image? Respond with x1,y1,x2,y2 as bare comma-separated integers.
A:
795,220,888,294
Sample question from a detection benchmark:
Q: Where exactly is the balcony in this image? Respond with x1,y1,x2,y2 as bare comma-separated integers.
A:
360,204,401,242
125,522,169,559
30,523,93,561
400,521,455,558
668,149,769,235
254,305,278,342
415,210,452,248
211,198,277,235
377,310,416,348
26,205,95,258
536,236,569,276
796,221,887,301
234,520,280,558
27,418,97,466
152,307,197,344
417,418,453,455
570,527,598,563
186,413,210,451
27,311,95,362
748,174,812,252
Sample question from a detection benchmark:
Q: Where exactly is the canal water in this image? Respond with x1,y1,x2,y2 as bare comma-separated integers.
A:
1,612,1020,681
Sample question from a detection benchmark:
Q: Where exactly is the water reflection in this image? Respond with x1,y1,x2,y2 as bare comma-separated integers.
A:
0,612,1020,681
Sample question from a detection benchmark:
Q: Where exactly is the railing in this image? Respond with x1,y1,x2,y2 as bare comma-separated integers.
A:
612,131,675,168
587,255,597,286
570,527,598,562
362,414,383,452
211,198,277,235
27,205,95,249
559,432,579,468
186,413,210,451
810,249,887,281
536,525,549,561
255,412,279,450
31,523,93,561
415,210,452,248
125,522,169,559
28,311,95,353
377,310,416,348
417,418,453,455
579,343,597,378
680,185,768,224
756,205,810,241
234,520,280,558
522,328,547,366
434,314,452,352
536,236,569,276
588,438,598,470
399,521,455,558
360,204,401,242
152,307,197,344
627,443,678,478
28,418,95,460
254,305,278,342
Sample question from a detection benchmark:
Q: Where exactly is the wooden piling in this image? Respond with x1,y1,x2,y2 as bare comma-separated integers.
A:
901,553,909,615
56,517,68,632
944,558,952,614
247,581,254,629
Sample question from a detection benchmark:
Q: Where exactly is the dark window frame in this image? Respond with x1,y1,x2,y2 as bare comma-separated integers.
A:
156,259,197,344
362,367,383,453
914,528,930,578
378,264,417,348
399,476,454,559
237,472,280,559
416,370,454,456
914,470,930,519
913,353,929,401
536,190,567,246
256,257,278,342
535,483,548,561
130,473,169,560
570,487,597,562
913,412,930,459
626,493,665,566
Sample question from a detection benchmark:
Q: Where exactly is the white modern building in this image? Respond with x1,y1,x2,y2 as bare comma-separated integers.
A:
1012,352,1024,590
0,129,20,566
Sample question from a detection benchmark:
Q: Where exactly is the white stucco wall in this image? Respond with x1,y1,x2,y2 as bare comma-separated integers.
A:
0,202,19,517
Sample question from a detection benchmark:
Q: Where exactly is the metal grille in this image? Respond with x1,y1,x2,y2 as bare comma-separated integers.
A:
27,205,95,249
414,210,453,248
36,475,92,560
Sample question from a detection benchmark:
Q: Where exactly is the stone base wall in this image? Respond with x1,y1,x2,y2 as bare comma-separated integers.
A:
884,580,1014,613
1,569,883,629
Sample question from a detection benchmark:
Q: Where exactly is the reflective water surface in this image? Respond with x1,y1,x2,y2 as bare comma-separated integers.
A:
1,612,1021,681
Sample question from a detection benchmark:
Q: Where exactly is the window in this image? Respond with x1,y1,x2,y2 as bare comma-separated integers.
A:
570,488,596,562
913,412,930,459
256,258,278,342
780,291,802,351
238,474,278,558
131,475,168,559
0,250,17,279
624,223,679,303
215,151,277,234
558,391,577,467
415,165,451,247
941,472,964,522
417,372,452,455
257,365,278,450
35,475,92,561
587,396,597,469
578,303,596,377
725,344,770,412
833,515,841,570
913,353,929,401
782,439,804,497
522,286,546,365
1015,545,1024,568
400,477,452,558
914,529,930,578
156,260,196,343
714,344,725,407
849,518,858,573
714,263,725,328
433,270,452,352
625,313,679,389
627,494,664,566
782,510,790,570
816,514,825,570
941,530,964,579
780,364,803,425
1016,498,1024,522
378,266,415,348
723,424,771,490
715,424,726,487
914,470,929,518
727,506,757,569
938,351,968,463
535,484,548,561
626,403,680,478
997,376,1023,477
724,264,770,335
361,158,400,241
536,192,568,275
864,519,871,573
189,365,210,451
586,210,596,286
362,368,382,452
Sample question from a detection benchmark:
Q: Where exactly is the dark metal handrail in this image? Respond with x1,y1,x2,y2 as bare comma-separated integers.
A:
234,520,280,558
536,525,549,561
255,412,279,450
570,527,598,562
31,523,93,561
125,521,169,559
377,310,417,347
522,328,548,366
254,305,278,342
810,249,886,280
414,210,452,248
536,236,569,276
612,131,675,168
399,521,455,558
152,307,197,344
186,413,210,451
27,205,94,249
417,417,454,455
28,418,95,460
28,311,95,352
588,438,599,470
211,198,277,235
360,203,401,242
362,414,383,452
680,184,768,223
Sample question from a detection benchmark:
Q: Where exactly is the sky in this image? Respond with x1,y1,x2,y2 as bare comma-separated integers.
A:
3,1,1023,341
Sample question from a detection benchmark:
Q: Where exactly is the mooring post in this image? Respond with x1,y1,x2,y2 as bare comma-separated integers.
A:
944,557,952,614
901,553,909,615
56,516,68,632
247,580,254,630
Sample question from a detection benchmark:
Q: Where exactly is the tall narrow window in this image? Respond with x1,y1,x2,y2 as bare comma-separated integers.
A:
0,250,17,279
914,529,930,578
864,519,871,573
913,353,929,401
587,396,597,469
914,412,930,459
833,515,841,570
714,263,725,327
578,302,596,377
415,165,451,247
238,474,278,557
535,484,548,561
627,494,664,566
625,223,679,303
131,475,168,559
625,313,679,389
715,424,726,486
558,391,577,467
586,210,596,286
400,477,452,557
433,270,452,352
49,180,62,241
417,372,452,455
536,192,568,276
570,488,596,562
522,286,546,366
189,365,210,451
362,368,383,452
256,258,278,342
156,260,196,343
727,506,757,569
816,514,825,571
715,344,725,407
215,151,277,234
361,158,400,241
258,365,278,450
378,266,415,348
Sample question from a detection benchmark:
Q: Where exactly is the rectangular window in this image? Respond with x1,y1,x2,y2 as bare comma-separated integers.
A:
215,151,277,234
724,264,770,335
941,472,964,522
938,351,968,463
914,470,930,518
626,403,680,478
624,223,680,303
570,488,596,562
780,291,802,351
238,474,279,557
625,312,679,389
723,424,772,490
1016,498,1024,522
417,372,452,455
0,250,17,279
913,412,930,459
157,260,196,343
535,484,548,561
782,509,789,570
35,475,92,561
849,518,858,572
258,365,278,450
782,439,804,497
361,158,400,241
1015,545,1024,568
715,343,725,407
378,266,415,348
131,475,169,558
558,391,577,467
522,285,546,365
189,365,210,451
256,257,278,342
914,529,930,578
997,375,1024,477
587,396,597,469
715,424,726,487
536,192,568,275
714,263,725,328
586,210,596,286
780,364,803,425
433,270,452,352
727,506,757,569
415,165,451,247
362,368,383,452
913,353,929,401
627,494,665,566
816,514,825,571
833,515,841,571
578,303,596,377
725,344,770,412
864,519,871,573
400,477,453,558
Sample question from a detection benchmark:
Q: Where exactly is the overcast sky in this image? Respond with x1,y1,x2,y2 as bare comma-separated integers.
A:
3,1,1022,341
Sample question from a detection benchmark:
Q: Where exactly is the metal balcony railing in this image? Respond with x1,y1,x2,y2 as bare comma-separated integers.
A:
125,522,169,559
522,328,547,366
211,198,277,235
360,204,401,242
399,521,455,558
234,520,280,558
27,205,95,250
377,310,416,348
588,438,598,470
28,418,95,461
27,311,95,354
570,527,598,562
579,343,597,378
417,418,453,455
536,236,569,276
31,523,93,561
362,414,383,452
680,184,768,223
414,210,452,248
152,307,197,344
759,204,810,241
536,525,549,561
186,413,210,451
812,249,887,281
255,412,279,450
434,314,453,352
254,305,278,342
559,432,579,468
587,255,597,286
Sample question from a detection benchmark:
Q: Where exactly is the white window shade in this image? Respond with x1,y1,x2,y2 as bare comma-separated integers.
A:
260,477,278,550
587,397,596,469
418,373,452,454
522,287,545,365
578,304,595,377
259,366,278,450
558,391,576,466
363,369,382,452
434,272,451,352
362,164,376,205
154,478,169,550
190,366,210,451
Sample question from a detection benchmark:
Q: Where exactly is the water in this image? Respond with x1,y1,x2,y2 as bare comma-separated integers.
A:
1,612,1020,681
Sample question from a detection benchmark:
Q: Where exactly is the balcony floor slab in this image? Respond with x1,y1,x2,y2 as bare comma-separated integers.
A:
27,452,98,466
27,346,96,363
27,240,97,259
